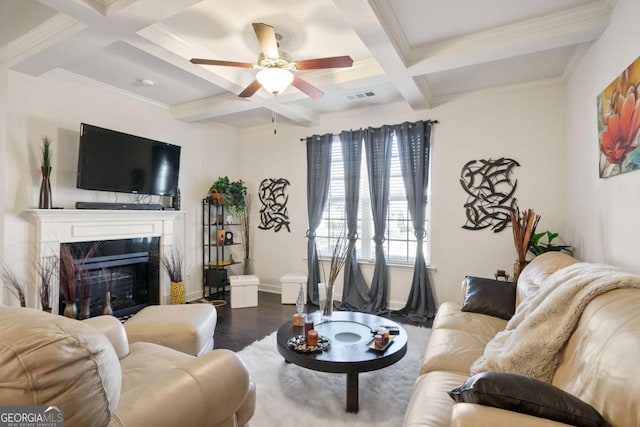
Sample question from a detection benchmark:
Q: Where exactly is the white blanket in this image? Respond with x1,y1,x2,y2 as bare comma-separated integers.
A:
470,261,640,382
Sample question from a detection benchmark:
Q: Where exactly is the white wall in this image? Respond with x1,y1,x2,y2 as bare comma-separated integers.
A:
239,82,567,307
1,56,573,309
0,68,6,303
2,69,238,305
566,0,640,271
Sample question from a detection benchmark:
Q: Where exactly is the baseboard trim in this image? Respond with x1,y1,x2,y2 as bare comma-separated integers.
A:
259,283,281,294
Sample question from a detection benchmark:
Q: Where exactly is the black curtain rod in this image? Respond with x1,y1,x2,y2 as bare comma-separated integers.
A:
299,119,439,141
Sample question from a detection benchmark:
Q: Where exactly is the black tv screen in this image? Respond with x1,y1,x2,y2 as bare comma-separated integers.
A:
77,123,181,196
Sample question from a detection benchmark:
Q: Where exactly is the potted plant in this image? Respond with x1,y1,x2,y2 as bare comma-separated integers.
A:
208,176,247,216
162,246,185,304
528,231,573,256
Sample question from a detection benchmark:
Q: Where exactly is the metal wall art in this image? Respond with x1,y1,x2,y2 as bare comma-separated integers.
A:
258,178,291,232
460,157,519,232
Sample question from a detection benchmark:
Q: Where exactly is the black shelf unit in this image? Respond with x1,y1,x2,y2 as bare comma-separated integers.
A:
202,198,241,299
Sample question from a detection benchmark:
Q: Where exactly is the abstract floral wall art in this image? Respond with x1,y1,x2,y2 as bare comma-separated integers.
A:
598,55,640,178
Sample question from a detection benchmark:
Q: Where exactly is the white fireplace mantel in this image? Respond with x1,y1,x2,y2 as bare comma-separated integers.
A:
26,209,182,312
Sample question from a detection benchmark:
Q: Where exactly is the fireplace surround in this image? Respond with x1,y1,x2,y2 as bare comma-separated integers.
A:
27,209,181,314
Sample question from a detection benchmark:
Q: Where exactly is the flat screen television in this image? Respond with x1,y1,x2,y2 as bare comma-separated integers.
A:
76,123,181,196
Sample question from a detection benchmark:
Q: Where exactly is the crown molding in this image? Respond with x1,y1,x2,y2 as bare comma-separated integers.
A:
368,0,411,63
562,42,592,83
50,68,169,109
0,14,86,68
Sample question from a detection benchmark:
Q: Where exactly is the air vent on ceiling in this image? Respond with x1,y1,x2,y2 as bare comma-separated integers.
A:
345,91,376,100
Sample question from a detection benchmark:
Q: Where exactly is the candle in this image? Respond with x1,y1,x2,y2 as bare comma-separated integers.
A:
304,316,314,339
374,334,383,349
306,330,319,348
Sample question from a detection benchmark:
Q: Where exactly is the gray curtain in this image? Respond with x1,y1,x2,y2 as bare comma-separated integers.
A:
337,130,371,311
363,126,393,314
306,134,333,305
393,120,437,322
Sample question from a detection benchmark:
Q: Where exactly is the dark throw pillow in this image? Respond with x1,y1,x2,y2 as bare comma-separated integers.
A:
448,372,612,427
461,276,516,320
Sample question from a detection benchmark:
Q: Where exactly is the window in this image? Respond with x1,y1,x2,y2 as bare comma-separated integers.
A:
316,133,428,264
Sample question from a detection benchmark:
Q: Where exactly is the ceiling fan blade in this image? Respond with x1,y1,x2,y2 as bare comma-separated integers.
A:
190,58,253,68
239,80,262,98
292,76,324,99
252,23,279,59
295,56,354,70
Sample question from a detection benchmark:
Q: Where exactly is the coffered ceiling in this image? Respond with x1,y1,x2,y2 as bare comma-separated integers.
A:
0,0,614,129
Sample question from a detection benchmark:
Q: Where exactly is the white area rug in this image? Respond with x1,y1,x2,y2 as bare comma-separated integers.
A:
237,323,431,427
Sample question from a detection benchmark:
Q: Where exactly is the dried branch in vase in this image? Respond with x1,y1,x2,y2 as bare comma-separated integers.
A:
321,232,349,287
241,194,251,260
80,272,92,299
0,264,26,307
37,255,57,310
510,207,540,263
162,246,184,283
59,243,101,302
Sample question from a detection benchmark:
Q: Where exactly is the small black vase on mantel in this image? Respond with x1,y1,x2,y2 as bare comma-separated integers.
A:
39,166,52,209
38,137,52,209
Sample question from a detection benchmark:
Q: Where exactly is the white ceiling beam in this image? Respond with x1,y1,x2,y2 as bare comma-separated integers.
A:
407,2,610,76
331,0,431,110
12,0,202,75
275,104,320,127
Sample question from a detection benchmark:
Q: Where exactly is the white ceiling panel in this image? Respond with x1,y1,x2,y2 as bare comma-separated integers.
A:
66,41,227,105
426,45,577,97
387,0,596,47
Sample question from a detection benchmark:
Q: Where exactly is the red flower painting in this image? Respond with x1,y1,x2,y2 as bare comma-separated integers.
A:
600,93,640,165
598,56,640,177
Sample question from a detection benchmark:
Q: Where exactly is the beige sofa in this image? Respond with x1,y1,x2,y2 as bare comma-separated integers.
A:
0,307,255,427
403,252,640,427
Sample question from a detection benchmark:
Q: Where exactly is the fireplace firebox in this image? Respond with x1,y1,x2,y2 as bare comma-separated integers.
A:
60,237,160,318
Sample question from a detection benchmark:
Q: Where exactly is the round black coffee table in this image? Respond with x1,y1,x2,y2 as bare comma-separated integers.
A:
276,311,408,413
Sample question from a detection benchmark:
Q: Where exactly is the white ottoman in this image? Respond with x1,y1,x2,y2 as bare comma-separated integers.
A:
123,303,217,356
229,275,259,308
280,273,308,304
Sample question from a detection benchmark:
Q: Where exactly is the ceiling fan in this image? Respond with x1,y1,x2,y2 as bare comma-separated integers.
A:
190,22,353,99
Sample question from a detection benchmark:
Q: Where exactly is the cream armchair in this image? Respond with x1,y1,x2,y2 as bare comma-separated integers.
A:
0,307,255,427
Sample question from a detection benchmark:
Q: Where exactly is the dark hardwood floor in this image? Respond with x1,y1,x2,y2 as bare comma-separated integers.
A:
209,291,429,352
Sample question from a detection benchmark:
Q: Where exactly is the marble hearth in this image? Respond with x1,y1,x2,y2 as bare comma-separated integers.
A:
26,209,181,314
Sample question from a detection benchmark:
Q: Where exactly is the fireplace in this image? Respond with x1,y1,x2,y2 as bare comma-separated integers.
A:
60,237,160,318
27,209,181,313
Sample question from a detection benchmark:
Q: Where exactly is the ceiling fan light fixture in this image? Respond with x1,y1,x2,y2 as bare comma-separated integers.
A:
256,67,293,95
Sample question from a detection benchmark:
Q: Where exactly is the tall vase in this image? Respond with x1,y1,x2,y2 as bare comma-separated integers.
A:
63,300,77,319
78,297,91,320
322,283,333,319
170,281,186,304
513,259,529,282
38,166,52,209
103,291,114,315
243,258,254,275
